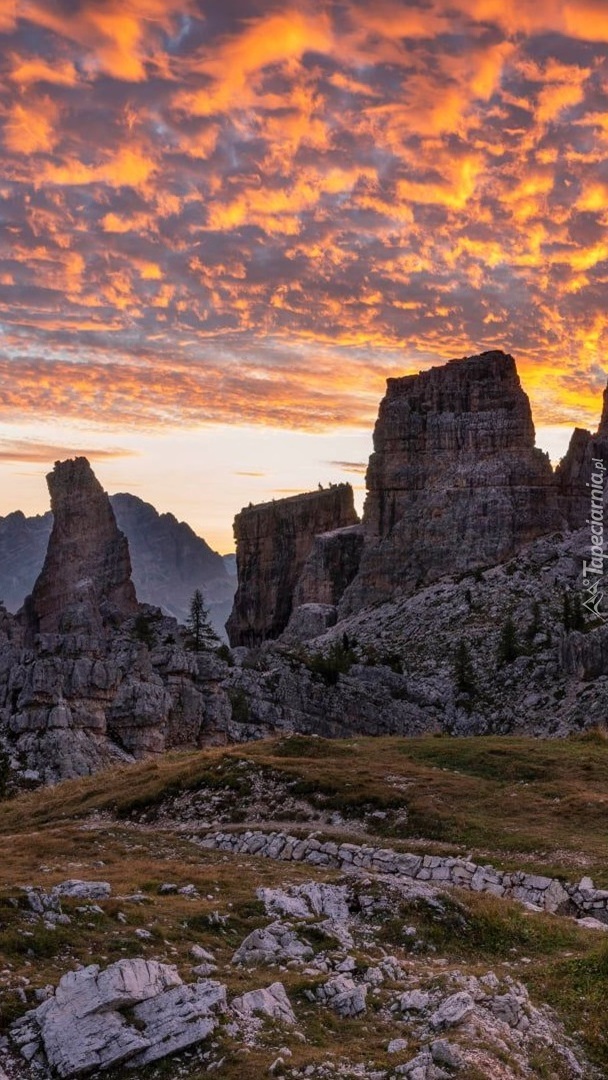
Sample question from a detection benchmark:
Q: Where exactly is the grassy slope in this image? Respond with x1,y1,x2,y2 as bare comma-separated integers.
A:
1,733,608,1076
3,732,607,881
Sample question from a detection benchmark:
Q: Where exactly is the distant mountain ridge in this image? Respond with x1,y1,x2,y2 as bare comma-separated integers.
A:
0,493,234,634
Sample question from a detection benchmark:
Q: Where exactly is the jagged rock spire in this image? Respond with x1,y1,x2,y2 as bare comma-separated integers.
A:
24,457,138,636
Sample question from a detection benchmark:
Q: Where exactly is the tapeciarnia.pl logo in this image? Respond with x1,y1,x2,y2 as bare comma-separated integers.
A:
581,458,608,622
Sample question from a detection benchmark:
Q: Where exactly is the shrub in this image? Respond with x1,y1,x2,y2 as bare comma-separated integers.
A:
133,613,156,647
228,687,250,723
216,644,234,666
306,639,358,685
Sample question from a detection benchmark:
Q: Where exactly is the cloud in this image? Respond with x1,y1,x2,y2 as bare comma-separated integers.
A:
0,0,607,440
4,96,60,154
0,439,138,464
23,0,191,82
328,460,367,473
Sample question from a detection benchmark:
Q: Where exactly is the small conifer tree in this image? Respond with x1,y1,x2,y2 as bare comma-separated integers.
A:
497,614,519,666
454,639,475,694
186,589,220,652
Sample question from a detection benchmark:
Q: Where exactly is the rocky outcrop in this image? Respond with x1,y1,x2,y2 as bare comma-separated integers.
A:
227,485,359,647
0,460,239,784
293,524,364,608
555,398,608,530
0,495,235,636
24,459,138,638
11,960,226,1077
341,350,564,612
2,607,236,783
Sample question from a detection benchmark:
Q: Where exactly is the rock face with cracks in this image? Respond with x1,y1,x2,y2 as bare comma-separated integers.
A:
10,959,226,1078
227,484,359,647
23,458,138,639
341,351,563,613
0,459,238,783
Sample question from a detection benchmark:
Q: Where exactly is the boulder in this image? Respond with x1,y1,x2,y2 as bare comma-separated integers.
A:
232,921,314,966
232,981,296,1025
10,959,225,1078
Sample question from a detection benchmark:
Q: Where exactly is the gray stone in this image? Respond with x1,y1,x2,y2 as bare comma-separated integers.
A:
232,982,296,1025
431,1038,464,1068
430,992,475,1029
129,980,226,1066
398,990,431,1013
53,880,111,901
232,922,313,966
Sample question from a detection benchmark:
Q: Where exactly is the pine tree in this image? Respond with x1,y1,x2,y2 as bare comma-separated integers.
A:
186,589,220,652
454,639,475,694
497,615,519,666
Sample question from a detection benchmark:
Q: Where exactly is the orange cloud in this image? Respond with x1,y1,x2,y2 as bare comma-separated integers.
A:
174,9,333,116
0,0,16,33
0,0,607,446
396,154,484,211
0,439,138,463
4,96,60,154
24,0,191,81
43,145,157,189
9,54,80,87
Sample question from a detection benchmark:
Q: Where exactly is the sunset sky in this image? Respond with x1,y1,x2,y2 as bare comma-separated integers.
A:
2,0,608,550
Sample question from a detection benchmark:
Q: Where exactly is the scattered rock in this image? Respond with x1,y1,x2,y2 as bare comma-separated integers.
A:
429,992,475,1029
53,880,111,901
232,982,296,1025
232,922,314,966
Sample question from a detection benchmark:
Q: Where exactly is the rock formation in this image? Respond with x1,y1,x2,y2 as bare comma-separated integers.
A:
0,459,239,784
227,485,359,647
293,524,364,608
555,388,608,530
0,495,235,636
23,458,138,637
340,350,564,612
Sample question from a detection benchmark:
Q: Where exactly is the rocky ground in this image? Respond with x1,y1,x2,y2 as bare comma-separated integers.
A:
223,522,608,740
1,735,608,1079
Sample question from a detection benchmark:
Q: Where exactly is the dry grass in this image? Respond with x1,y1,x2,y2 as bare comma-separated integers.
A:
2,734,608,1075
1,733,608,881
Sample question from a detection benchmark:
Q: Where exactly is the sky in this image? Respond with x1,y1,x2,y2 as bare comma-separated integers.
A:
1,0,608,551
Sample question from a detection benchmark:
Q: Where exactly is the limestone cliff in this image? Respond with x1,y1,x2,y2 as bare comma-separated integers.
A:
340,350,563,613
293,525,365,608
0,459,237,783
227,486,359,647
24,458,138,637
